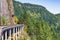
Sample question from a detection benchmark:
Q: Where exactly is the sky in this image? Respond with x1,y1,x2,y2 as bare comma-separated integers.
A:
15,0,60,14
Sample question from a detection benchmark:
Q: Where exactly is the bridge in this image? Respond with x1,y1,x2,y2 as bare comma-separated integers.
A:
0,0,24,40
0,24,24,40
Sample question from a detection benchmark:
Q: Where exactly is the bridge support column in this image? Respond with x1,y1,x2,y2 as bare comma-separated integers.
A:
9,29,11,40
18,27,20,39
16,27,18,40
5,31,8,40
13,28,15,40
2,35,4,40
18,28,20,39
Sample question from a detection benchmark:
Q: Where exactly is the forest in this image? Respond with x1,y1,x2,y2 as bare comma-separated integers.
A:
13,0,60,40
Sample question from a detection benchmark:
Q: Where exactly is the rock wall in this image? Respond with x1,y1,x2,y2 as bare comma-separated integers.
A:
0,0,14,25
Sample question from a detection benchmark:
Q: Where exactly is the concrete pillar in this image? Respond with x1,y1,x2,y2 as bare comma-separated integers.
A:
17,27,19,38
5,31,7,40
18,27,20,38
19,27,21,38
9,29,11,40
13,28,15,40
19,27,21,34
18,27,19,34
2,35,4,40
16,27,18,40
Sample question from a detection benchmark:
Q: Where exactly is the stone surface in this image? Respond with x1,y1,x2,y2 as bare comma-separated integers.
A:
0,0,14,25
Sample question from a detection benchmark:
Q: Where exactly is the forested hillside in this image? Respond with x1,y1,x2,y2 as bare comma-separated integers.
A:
13,1,57,25
55,14,60,32
56,14,60,21
13,0,60,40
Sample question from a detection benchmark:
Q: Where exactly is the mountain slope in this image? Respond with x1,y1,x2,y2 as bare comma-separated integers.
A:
13,1,57,25
55,14,60,31
55,14,60,21
13,1,60,40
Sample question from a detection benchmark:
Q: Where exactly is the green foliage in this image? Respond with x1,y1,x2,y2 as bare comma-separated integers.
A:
13,1,60,40
0,16,8,25
13,1,57,25
19,36,27,40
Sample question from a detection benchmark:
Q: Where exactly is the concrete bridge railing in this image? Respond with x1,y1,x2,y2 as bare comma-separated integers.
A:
0,24,24,40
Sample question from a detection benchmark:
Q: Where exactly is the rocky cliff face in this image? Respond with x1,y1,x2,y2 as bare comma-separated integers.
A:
0,0,14,25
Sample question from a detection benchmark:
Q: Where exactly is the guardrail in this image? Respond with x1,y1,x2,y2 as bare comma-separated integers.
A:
0,24,24,40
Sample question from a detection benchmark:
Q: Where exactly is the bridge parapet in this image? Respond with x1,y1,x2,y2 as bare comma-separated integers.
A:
0,24,24,40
